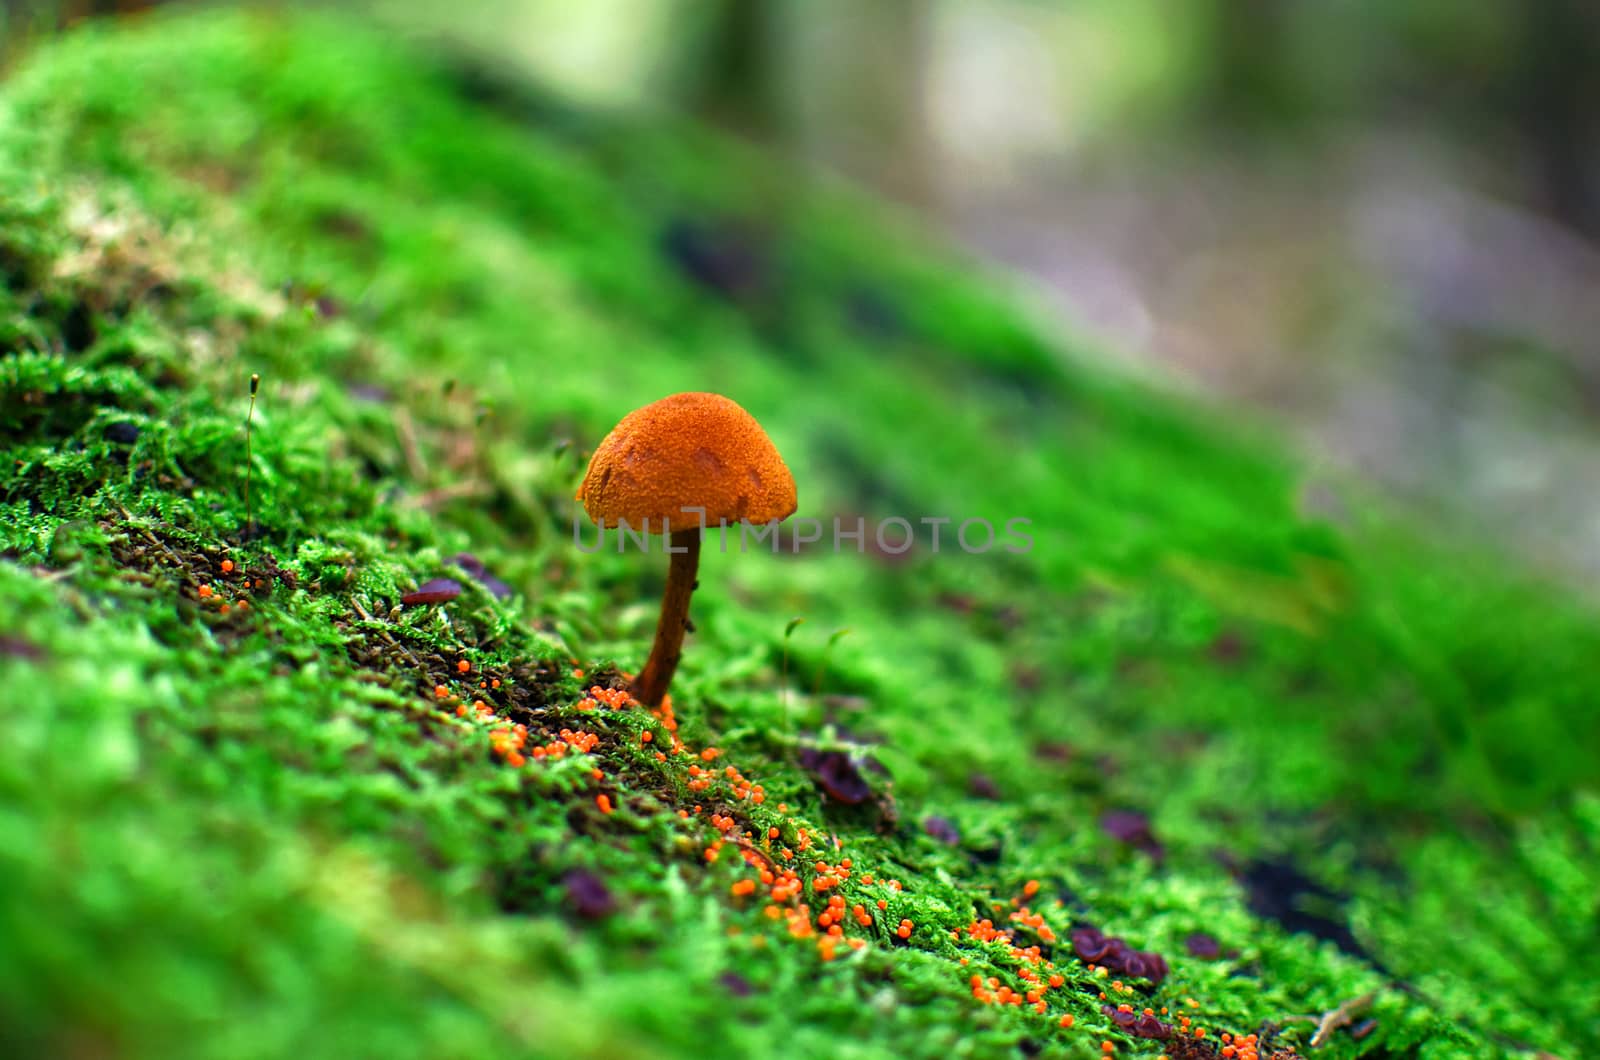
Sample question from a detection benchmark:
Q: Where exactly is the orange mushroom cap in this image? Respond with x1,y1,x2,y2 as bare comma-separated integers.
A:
576,392,797,530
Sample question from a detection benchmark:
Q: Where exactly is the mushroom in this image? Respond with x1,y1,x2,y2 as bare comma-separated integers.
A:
576,392,796,707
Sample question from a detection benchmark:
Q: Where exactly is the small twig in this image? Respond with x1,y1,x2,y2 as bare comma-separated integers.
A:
1310,990,1377,1048
244,373,259,542
119,505,187,571
350,597,423,669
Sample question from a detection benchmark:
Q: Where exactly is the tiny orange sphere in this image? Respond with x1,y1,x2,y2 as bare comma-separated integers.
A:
220,559,234,573
197,585,212,598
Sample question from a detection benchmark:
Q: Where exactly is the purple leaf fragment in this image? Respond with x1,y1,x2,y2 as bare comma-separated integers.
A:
401,578,462,606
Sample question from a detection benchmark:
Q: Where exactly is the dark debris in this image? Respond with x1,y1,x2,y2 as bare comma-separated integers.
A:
401,578,462,606
103,421,140,444
717,971,753,998
1103,1004,1172,1040
799,747,873,805
1239,859,1377,968
451,552,513,600
660,218,770,304
0,634,44,660
563,869,616,919
1209,628,1250,666
1070,925,1169,986
923,815,961,845
1163,1041,1220,1059
969,772,1001,800
1100,809,1165,861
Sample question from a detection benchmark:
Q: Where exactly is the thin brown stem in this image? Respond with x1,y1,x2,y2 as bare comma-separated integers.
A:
631,528,701,707
244,373,259,542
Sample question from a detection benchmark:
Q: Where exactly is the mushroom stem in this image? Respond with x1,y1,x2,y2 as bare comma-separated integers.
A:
632,527,701,707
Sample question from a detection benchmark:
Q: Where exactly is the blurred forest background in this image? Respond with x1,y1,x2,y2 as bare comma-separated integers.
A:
7,0,1600,578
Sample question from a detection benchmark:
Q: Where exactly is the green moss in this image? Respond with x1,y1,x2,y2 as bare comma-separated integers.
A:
1,10,1596,1059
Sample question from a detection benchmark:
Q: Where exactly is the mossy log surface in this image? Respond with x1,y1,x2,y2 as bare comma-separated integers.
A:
1,12,1596,1060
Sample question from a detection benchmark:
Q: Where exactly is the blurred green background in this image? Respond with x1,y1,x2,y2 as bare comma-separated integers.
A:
7,0,1600,584
27,0,1591,571
10,0,1600,582
435,0,1600,578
